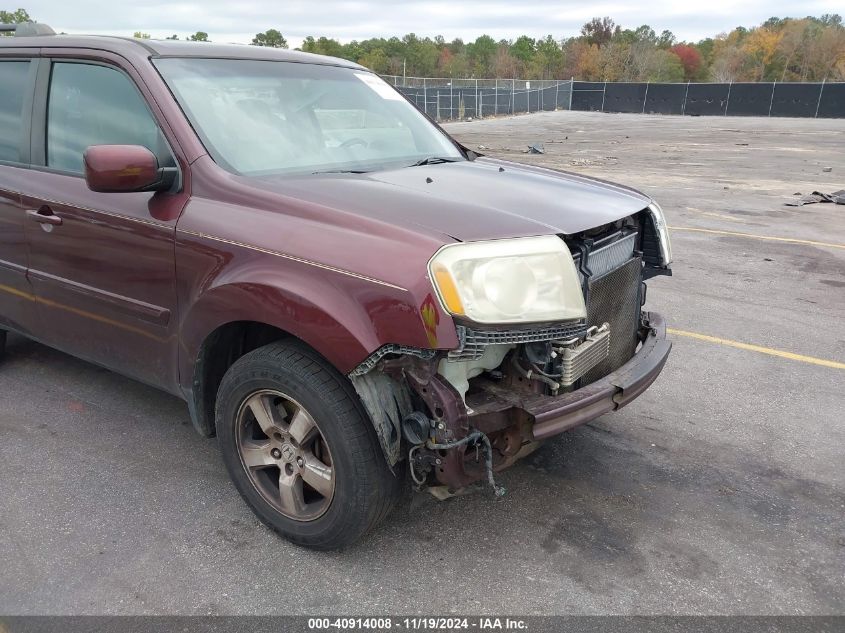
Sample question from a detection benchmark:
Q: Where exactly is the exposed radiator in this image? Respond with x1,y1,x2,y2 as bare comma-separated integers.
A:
581,255,642,384
586,231,637,277
571,230,637,285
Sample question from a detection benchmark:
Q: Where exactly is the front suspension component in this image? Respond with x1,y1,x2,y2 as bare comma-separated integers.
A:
426,430,506,497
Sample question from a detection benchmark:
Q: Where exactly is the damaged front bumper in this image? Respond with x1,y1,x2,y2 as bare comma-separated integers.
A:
522,311,670,441
432,312,669,490
351,312,670,493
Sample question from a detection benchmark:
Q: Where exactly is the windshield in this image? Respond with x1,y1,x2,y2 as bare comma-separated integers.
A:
154,58,464,176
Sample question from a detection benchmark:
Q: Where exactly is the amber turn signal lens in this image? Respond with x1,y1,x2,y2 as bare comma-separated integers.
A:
432,264,465,316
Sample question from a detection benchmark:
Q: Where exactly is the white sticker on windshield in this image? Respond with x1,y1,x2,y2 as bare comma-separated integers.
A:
354,73,403,100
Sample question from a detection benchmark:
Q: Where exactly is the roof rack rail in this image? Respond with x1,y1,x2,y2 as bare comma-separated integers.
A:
0,22,55,36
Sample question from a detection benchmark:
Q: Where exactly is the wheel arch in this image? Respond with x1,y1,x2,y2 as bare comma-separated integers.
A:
180,280,384,436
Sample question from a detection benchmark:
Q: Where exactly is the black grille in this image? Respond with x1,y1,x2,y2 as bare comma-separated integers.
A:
582,256,642,383
449,321,587,361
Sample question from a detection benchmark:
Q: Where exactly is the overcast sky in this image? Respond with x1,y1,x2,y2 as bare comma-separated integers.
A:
21,1,843,47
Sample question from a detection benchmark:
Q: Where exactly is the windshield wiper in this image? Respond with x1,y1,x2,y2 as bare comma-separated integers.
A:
408,156,461,167
312,169,370,175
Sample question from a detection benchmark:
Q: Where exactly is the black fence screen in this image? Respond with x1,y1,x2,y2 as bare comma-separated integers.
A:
817,82,845,118
602,83,648,113
391,77,843,121
725,83,774,116
683,83,731,116
644,83,687,115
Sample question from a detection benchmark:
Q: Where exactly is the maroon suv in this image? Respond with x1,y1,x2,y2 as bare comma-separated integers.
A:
0,24,672,549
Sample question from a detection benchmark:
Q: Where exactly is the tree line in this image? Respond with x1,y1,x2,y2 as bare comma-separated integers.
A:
300,15,845,83
3,8,844,82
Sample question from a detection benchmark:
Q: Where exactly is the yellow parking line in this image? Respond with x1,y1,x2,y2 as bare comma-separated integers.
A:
667,328,845,370
698,212,748,223
684,207,749,223
668,226,845,250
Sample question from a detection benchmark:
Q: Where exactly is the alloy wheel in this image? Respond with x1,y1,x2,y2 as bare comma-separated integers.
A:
235,389,335,521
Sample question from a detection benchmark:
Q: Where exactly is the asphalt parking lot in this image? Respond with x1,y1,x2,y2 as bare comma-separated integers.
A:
1,111,843,615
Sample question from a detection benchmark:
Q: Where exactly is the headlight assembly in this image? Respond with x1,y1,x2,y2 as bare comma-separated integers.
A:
428,235,586,324
647,202,673,266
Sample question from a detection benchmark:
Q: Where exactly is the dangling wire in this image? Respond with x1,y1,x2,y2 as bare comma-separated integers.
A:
511,355,560,391
426,430,506,497
408,444,428,486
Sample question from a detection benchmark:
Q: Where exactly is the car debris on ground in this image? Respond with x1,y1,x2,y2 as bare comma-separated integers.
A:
785,190,845,206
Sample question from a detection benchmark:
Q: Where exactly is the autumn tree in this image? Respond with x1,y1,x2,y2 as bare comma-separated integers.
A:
743,27,783,80
670,44,704,80
804,21,845,80
643,49,684,81
710,29,747,81
493,43,519,78
436,47,453,74
597,40,628,80
562,39,602,80
63,12,841,83
581,17,618,47
437,45,469,76
621,26,664,80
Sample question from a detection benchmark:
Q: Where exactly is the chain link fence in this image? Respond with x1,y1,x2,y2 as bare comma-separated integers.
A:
381,75,574,121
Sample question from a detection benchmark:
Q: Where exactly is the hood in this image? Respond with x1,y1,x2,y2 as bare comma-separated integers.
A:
252,157,651,242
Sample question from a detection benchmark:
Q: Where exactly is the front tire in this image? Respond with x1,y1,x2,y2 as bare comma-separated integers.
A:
216,340,401,550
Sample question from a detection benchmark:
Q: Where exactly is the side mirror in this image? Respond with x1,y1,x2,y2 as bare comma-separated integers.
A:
83,145,176,193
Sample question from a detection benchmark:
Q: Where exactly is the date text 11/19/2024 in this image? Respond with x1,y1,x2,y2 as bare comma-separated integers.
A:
307,617,529,630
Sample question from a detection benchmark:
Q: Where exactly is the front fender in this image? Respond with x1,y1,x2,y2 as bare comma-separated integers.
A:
180,276,392,391
177,254,459,396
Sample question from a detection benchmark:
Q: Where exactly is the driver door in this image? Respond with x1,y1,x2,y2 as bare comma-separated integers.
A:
21,57,189,392
0,57,37,335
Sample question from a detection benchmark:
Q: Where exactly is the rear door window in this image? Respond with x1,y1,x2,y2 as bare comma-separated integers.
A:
0,60,30,163
46,62,173,174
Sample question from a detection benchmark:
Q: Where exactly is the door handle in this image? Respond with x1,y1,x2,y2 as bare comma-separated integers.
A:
26,207,63,226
